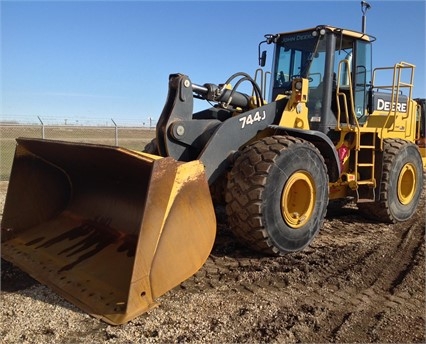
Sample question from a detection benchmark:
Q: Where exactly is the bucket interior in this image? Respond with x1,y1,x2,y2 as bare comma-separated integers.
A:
1,139,159,317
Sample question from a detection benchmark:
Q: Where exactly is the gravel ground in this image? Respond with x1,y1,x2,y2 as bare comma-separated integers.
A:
1,178,425,343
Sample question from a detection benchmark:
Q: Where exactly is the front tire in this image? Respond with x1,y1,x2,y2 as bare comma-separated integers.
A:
358,139,423,223
225,136,329,255
142,138,159,154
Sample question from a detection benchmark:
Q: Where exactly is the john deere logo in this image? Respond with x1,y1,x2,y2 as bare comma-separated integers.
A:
377,98,407,113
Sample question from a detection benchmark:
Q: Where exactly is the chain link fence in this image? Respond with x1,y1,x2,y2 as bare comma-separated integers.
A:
0,123,157,181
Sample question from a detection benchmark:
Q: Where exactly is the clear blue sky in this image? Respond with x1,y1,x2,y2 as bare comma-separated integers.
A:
1,0,425,125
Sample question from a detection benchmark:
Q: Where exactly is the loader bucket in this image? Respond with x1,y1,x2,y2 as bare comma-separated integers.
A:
1,138,216,325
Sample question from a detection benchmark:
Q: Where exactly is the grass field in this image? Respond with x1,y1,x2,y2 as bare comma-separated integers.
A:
0,125,156,181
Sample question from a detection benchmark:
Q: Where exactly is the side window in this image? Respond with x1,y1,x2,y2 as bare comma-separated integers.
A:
334,48,353,87
306,42,326,117
332,39,372,121
354,41,372,119
355,41,372,86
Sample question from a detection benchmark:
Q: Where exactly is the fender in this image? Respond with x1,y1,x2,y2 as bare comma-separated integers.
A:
269,125,341,182
198,100,287,184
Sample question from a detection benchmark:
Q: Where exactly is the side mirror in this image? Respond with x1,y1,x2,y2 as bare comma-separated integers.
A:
259,50,267,67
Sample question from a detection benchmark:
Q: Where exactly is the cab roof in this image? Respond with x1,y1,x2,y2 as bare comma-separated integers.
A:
277,25,376,42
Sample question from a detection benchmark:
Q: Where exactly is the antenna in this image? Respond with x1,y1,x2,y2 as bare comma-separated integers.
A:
361,1,372,33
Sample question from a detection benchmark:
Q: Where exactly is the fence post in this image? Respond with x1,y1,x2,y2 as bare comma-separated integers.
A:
111,118,118,146
37,116,45,138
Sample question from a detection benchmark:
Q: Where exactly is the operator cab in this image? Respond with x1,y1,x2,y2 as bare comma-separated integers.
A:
265,25,375,135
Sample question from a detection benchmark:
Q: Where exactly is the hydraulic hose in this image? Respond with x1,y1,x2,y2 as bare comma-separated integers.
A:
192,73,263,109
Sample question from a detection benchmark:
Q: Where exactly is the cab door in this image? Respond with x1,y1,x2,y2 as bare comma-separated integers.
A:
353,40,372,123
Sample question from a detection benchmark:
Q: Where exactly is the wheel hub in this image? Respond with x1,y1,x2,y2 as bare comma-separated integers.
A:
281,171,316,228
397,163,417,205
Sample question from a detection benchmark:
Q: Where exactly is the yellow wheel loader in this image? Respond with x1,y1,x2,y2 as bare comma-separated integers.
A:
2,24,424,324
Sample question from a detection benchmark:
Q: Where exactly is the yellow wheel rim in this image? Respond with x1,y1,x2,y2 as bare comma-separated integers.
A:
397,163,417,205
281,171,316,229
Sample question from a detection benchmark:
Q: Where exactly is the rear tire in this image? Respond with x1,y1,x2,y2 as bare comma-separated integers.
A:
358,139,423,223
225,136,329,255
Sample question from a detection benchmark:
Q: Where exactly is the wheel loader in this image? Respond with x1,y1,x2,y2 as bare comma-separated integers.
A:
1,24,424,325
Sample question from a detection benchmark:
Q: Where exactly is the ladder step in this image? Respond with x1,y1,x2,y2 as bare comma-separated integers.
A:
359,145,376,149
356,184,376,202
357,198,375,203
357,163,374,167
357,180,376,186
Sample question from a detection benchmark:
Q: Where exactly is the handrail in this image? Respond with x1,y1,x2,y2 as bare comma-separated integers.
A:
253,68,271,102
372,61,415,143
336,59,360,133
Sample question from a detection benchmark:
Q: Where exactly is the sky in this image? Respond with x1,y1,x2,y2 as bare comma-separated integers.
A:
1,0,425,125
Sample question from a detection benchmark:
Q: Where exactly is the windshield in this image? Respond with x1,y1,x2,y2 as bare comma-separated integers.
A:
273,32,321,88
